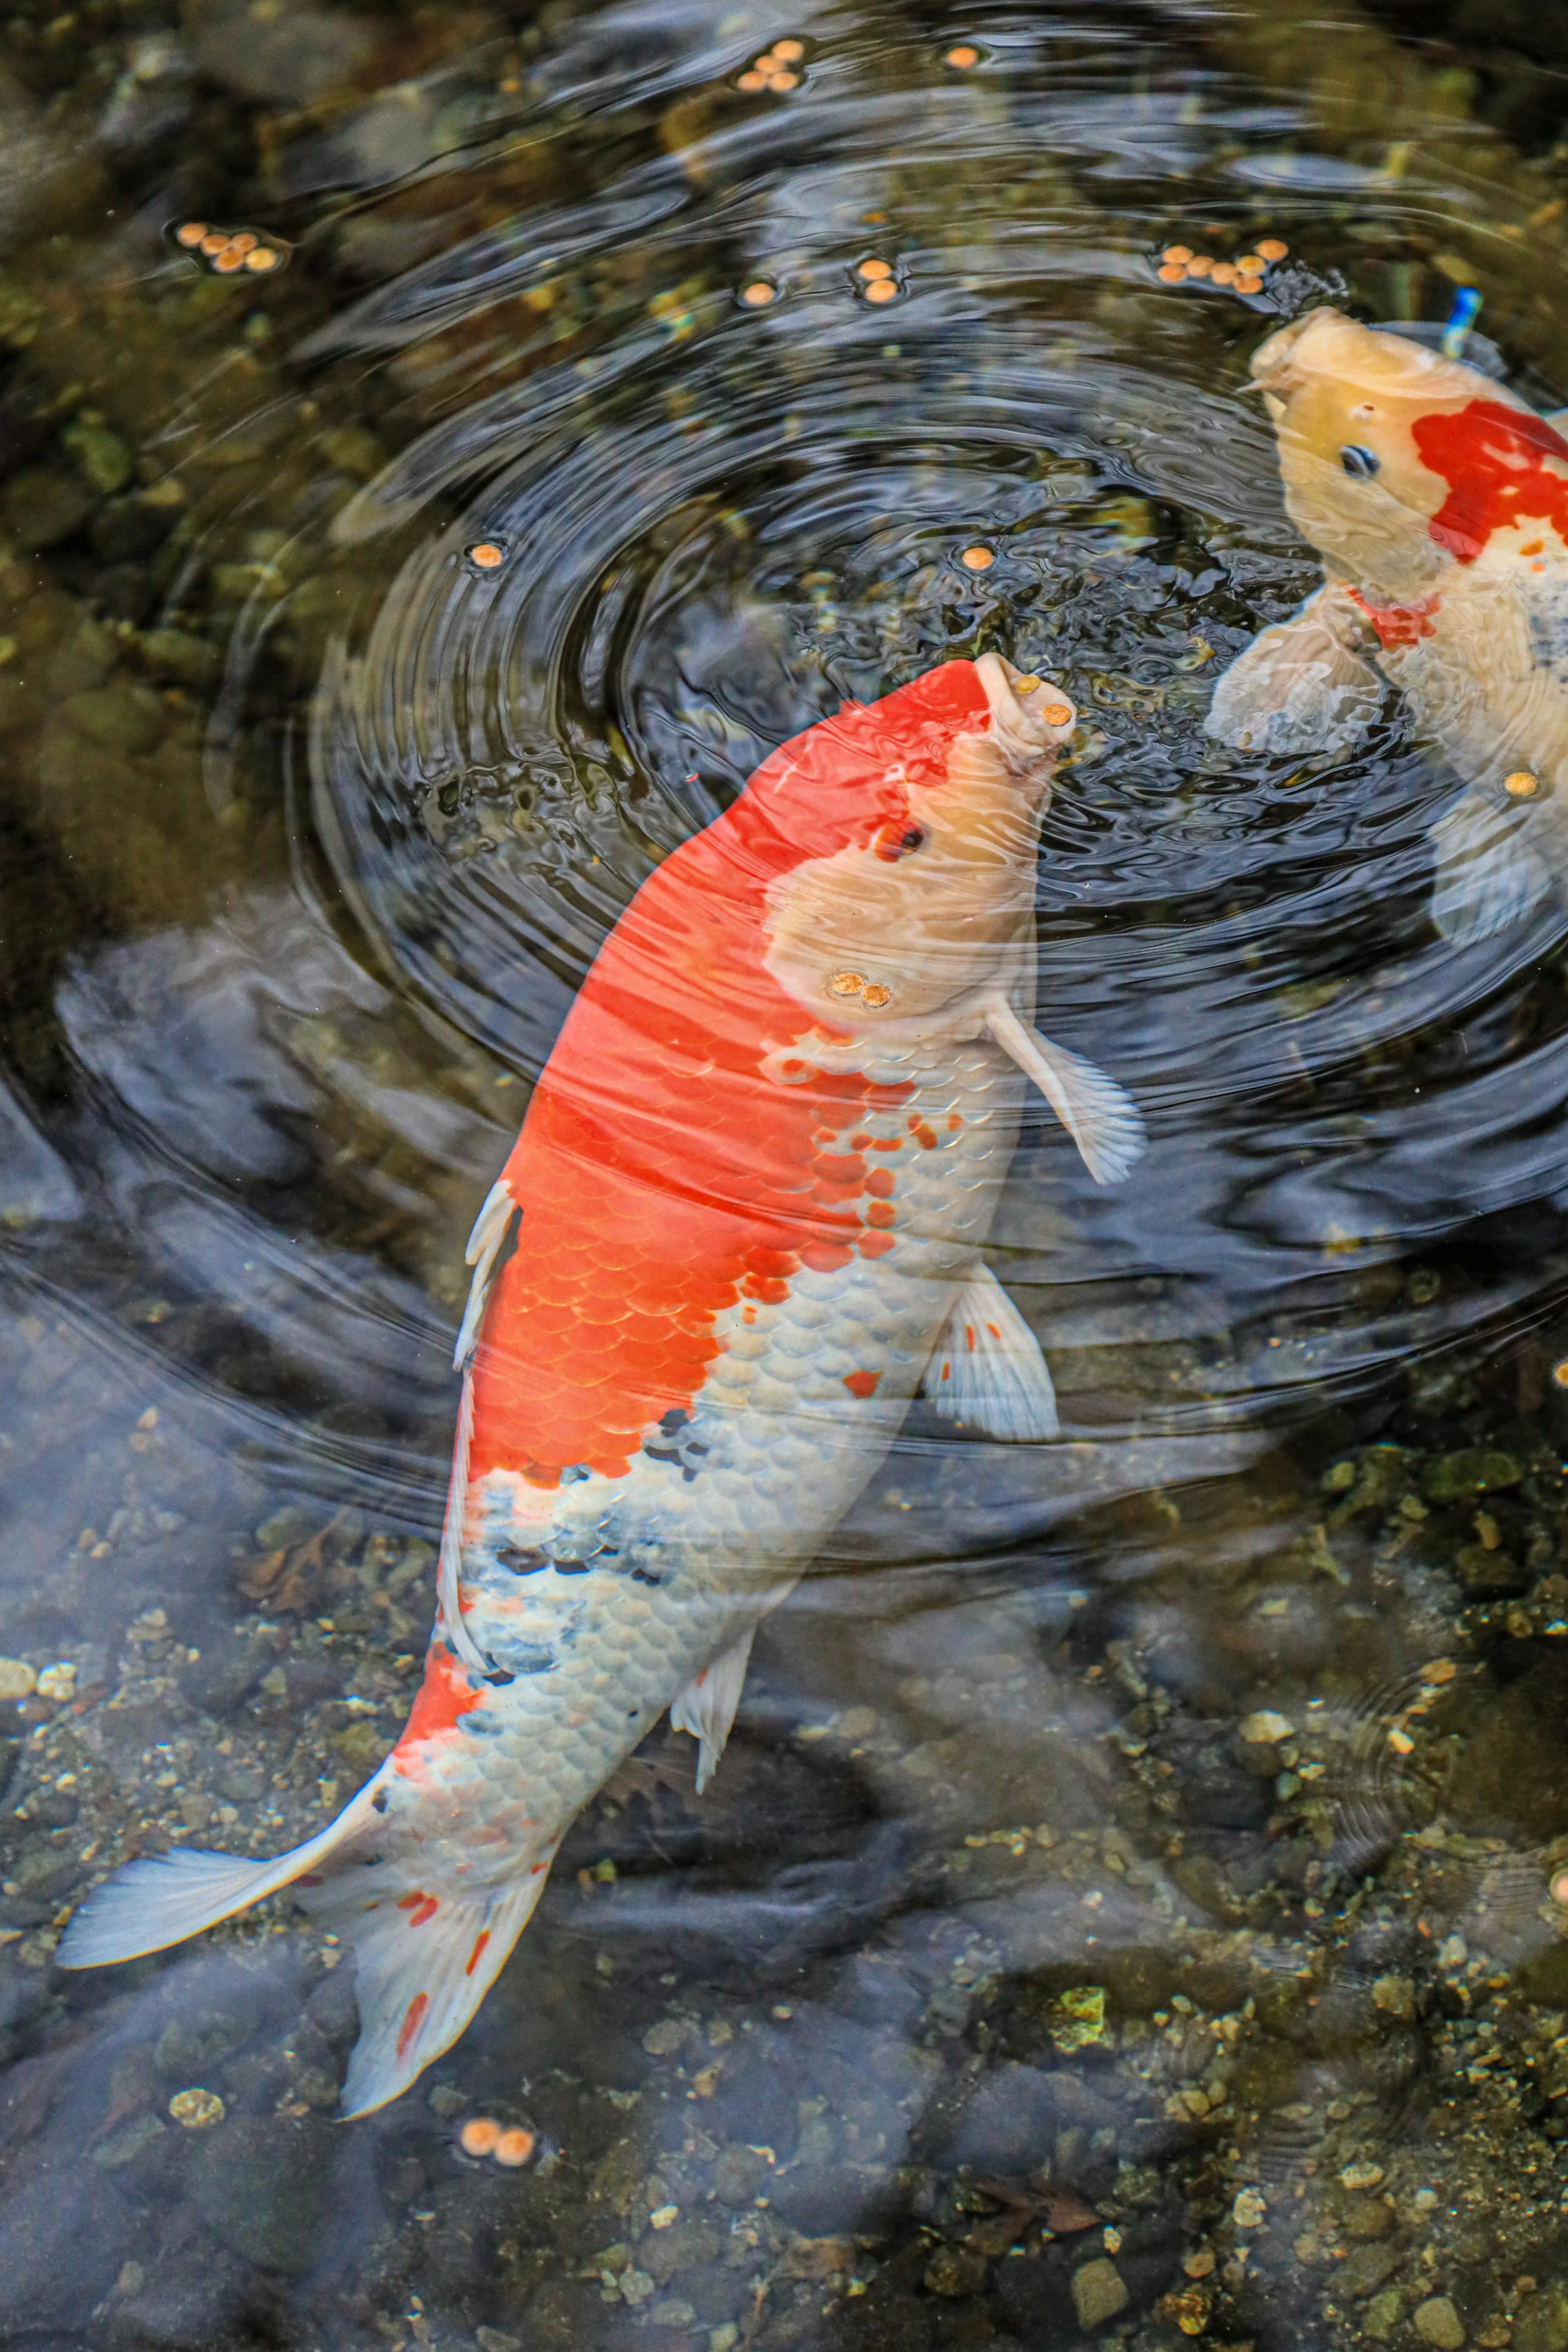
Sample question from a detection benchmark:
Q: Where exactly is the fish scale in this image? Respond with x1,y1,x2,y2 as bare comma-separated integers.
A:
58,653,1144,2115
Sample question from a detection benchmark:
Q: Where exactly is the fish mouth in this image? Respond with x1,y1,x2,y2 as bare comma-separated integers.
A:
974,652,1076,768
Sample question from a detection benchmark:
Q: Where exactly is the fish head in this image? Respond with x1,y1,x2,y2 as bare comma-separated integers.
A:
1248,305,1562,592
761,653,1075,1029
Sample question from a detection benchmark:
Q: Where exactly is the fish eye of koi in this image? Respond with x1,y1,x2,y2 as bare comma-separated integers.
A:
874,822,927,862
1340,444,1381,479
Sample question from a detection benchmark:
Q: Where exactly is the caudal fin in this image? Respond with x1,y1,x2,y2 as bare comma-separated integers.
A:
56,1777,388,1969
305,1867,551,2117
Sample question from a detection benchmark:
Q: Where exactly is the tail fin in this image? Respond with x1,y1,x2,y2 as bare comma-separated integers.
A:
56,1777,388,1970
305,1866,551,2117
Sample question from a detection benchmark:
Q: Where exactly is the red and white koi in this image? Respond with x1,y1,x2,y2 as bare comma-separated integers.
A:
1208,305,1568,942
58,654,1143,2114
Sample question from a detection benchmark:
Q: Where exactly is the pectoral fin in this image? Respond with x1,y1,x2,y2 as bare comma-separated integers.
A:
671,1626,759,1793
1206,586,1381,757
983,997,1146,1185
921,1264,1059,1441
454,1176,520,1370
1429,789,1556,946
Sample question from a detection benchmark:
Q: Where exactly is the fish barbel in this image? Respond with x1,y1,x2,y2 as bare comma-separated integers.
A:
58,653,1145,2114
1207,305,1568,943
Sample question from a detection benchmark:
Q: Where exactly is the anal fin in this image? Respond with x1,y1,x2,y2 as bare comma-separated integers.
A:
671,1626,758,1794
982,998,1145,1185
1430,788,1556,946
921,1263,1059,1441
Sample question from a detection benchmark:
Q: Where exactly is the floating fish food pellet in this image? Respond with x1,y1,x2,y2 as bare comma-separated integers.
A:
1185,254,1214,278
1255,237,1288,261
740,279,778,306
1209,261,1238,286
244,245,281,272
466,540,508,573
856,257,893,281
946,43,980,66
1161,244,1193,265
494,2128,535,2165
864,278,899,303
771,37,804,60
1041,702,1073,726
960,545,994,570
460,2117,503,2156
1237,253,1266,275
169,2088,225,2129
1554,1359,1568,1389
1505,770,1540,797
737,67,766,89
767,68,800,89
213,247,245,273
1552,1865,1568,1906
1157,263,1187,283
175,220,208,247
169,219,290,277
829,971,865,996
1014,675,1041,693
1235,274,1265,295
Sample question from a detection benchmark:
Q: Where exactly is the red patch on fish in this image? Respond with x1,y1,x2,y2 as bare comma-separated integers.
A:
398,1892,441,1927
1413,399,1568,564
393,1644,482,1778
397,1992,430,2059
1345,585,1439,648
466,1930,490,1977
843,1369,880,1399
469,663,992,1488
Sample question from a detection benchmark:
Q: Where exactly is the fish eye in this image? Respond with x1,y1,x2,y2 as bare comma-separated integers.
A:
1340,443,1381,479
874,823,926,862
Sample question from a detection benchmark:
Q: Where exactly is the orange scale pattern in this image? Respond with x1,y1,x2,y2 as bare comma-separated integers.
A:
467,662,992,1492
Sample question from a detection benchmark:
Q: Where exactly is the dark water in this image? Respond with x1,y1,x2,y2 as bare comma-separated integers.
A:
8,0,1568,2345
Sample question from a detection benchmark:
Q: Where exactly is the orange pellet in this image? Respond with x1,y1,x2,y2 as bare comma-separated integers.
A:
244,246,280,272
861,983,892,1008
737,67,765,89
199,231,227,256
741,280,777,306
1185,254,1214,278
1237,253,1265,274
1236,274,1264,295
494,2128,535,2167
227,231,258,255
213,247,245,273
770,37,804,60
1554,1360,1568,1390
1161,244,1192,265
468,541,506,570
857,257,893,280
1505,770,1540,797
460,2117,502,2156
946,43,980,66
176,220,207,248
1255,237,1287,261
1041,702,1072,726
1157,263,1187,283
766,67,799,88
1553,1866,1568,1905
864,278,899,303
1210,261,1238,285
960,545,994,570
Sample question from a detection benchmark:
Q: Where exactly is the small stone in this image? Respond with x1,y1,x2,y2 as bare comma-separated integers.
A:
1423,1449,1522,1504
1342,2243,1401,2299
476,2332,522,2352
1231,2186,1267,2229
92,2111,167,2169
619,2269,655,2307
649,2305,695,2331
1365,2287,1406,2341
1515,2286,1568,2352
428,2084,466,2118
709,2329,740,2352
1238,1712,1294,1745
35,1663,75,1701
1071,2257,1129,2330
1372,1976,1416,2019
0,1659,36,1698
1414,2296,1466,2350
168,2087,225,2128
649,2204,679,2229
2,466,93,550
1340,2159,1386,2189
1343,2194,1394,2239
641,2017,689,2056
61,421,134,497
1453,1543,1527,1597
924,2243,987,2297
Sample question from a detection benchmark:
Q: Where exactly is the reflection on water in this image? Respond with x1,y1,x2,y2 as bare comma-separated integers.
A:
7,0,1568,2342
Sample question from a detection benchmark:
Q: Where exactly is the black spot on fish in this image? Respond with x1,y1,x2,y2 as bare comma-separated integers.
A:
561,1463,591,1484
371,1790,388,1814
630,1566,663,1586
497,1545,549,1575
1340,443,1380,478
483,1667,517,1687
551,1557,590,1576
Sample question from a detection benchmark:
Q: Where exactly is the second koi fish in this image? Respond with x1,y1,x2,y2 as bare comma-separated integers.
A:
1208,305,1568,943
58,654,1144,2112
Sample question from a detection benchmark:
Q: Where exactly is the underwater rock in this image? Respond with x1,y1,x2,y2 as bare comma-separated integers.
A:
1071,2255,1129,2328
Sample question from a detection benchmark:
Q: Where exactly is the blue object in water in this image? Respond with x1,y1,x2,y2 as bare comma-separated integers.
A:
1441,285,1483,359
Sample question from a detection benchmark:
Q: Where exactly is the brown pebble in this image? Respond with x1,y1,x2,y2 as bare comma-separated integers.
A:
864,278,899,303
1505,770,1540,797
467,541,507,571
946,43,980,66
1161,244,1192,265
1255,237,1287,261
741,280,777,307
1157,263,1187,283
737,68,766,89
494,2127,535,2167
460,2117,502,2156
1185,254,1214,278
175,220,207,248
960,546,994,570
1236,274,1265,295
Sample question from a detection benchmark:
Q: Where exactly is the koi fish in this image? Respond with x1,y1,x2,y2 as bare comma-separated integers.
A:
58,655,1144,2114
1207,305,1568,943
